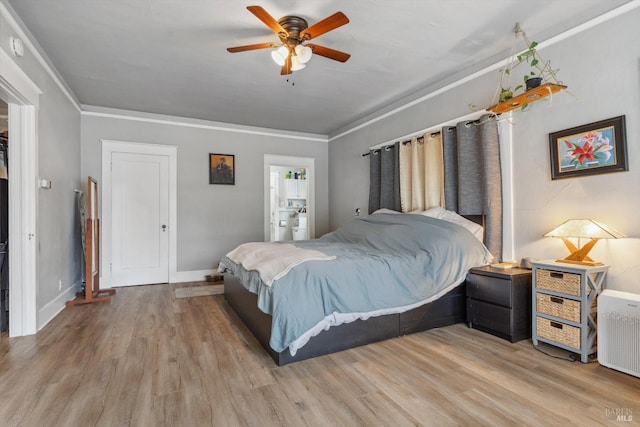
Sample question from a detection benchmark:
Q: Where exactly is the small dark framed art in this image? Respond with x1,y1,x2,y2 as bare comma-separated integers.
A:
209,153,235,185
549,115,628,180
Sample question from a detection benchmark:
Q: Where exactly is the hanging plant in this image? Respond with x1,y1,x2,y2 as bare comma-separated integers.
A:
474,23,570,114
496,24,564,109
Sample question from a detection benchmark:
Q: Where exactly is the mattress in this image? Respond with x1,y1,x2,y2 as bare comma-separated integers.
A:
221,213,492,355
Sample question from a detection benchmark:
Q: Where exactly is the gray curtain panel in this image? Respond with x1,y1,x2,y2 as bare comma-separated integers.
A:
442,114,503,259
368,142,401,213
442,127,459,213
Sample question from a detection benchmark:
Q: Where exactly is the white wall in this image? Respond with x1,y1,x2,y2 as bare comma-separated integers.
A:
80,108,329,275
329,7,640,292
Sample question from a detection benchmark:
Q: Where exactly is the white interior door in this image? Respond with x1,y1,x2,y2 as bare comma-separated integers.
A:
111,152,169,286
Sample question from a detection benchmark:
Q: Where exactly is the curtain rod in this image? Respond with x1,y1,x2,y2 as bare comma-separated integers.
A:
361,134,440,157
361,111,490,157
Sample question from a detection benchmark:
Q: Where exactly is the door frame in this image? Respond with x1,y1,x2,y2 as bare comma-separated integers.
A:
0,47,41,337
101,140,177,287
263,155,315,241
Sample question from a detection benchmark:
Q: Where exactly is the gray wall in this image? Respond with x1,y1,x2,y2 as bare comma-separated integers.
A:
509,8,640,292
329,8,640,292
36,78,82,310
81,111,329,272
0,5,83,322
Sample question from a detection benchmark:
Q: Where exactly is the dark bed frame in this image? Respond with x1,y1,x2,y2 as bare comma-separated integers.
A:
224,274,465,366
223,215,483,366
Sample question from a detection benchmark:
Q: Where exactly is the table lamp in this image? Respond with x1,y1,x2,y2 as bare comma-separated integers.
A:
544,219,625,266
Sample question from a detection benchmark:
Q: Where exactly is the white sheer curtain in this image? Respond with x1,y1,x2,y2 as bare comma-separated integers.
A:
399,133,445,212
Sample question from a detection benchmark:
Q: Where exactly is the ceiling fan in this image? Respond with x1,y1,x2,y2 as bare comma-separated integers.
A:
227,6,351,75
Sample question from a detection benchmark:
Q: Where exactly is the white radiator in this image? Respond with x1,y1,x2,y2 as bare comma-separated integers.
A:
598,289,640,378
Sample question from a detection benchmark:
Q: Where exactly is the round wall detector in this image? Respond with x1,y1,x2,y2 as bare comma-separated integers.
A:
10,37,24,57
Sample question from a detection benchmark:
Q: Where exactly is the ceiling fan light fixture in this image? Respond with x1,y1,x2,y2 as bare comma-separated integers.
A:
291,55,306,71
227,7,350,75
295,44,312,64
271,45,289,66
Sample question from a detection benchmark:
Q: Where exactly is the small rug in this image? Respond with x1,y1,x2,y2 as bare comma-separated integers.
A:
175,284,224,299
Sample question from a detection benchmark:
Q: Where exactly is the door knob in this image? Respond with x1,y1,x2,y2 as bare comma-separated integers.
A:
161,224,167,231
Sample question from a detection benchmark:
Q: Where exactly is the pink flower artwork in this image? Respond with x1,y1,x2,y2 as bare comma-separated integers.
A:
550,116,627,180
561,127,615,170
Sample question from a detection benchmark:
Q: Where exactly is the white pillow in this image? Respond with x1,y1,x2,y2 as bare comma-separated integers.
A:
421,207,447,219
372,208,401,214
422,207,484,242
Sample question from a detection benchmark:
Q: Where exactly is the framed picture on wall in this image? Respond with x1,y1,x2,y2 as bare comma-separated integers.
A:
549,115,628,180
209,153,235,185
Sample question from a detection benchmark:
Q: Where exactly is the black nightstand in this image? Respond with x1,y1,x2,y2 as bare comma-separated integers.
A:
466,265,532,343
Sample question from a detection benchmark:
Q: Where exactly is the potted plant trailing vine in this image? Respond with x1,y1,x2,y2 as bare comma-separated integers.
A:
499,87,514,103
475,24,568,113
515,40,562,90
498,24,563,107
518,41,543,90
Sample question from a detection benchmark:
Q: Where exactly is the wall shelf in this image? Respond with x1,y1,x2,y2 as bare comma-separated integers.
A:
486,83,567,114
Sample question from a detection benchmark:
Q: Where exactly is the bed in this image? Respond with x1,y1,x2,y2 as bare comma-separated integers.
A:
221,209,492,366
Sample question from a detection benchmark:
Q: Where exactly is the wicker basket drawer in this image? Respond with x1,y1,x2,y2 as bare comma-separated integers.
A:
536,294,581,322
536,317,581,350
536,269,581,296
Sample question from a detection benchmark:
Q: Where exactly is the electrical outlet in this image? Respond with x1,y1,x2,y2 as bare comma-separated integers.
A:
58,279,62,291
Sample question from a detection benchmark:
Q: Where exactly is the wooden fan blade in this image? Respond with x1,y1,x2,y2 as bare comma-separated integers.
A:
281,53,292,75
301,12,349,40
227,42,276,53
307,44,351,62
247,5,286,35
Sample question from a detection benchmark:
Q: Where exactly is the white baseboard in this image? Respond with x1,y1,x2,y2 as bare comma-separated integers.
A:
170,269,217,284
38,281,81,331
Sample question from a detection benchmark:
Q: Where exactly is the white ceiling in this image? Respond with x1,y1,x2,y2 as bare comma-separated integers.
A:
6,0,633,135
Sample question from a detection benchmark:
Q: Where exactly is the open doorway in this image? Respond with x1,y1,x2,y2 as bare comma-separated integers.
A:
0,100,7,333
269,165,309,241
0,54,40,337
264,155,315,242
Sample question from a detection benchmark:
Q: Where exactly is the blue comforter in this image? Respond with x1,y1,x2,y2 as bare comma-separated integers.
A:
221,213,492,353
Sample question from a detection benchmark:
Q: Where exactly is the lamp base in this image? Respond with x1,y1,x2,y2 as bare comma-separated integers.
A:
555,258,604,267
557,237,602,266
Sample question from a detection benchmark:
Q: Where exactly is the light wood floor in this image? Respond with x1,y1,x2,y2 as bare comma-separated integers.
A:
1,282,638,427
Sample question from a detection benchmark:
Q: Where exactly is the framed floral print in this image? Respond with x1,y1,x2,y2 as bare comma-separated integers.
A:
549,115,628,180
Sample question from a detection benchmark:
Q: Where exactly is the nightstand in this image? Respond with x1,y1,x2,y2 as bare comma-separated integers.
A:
532,260,608,363
466,265,532,342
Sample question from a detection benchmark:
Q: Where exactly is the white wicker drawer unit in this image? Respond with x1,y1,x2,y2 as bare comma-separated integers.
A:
532,261,609,363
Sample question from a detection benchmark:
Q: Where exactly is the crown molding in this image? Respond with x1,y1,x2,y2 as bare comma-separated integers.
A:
81,106,329,142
